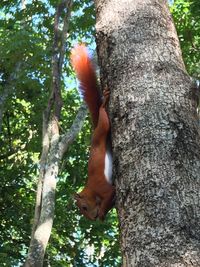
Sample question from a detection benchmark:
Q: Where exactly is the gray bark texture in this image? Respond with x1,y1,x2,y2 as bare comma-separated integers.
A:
95,0,200,266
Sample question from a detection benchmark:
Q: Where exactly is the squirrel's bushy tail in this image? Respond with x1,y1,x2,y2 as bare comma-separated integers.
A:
70,44,102,128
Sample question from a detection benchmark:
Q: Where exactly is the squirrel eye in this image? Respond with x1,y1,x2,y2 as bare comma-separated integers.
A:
82,206,88,211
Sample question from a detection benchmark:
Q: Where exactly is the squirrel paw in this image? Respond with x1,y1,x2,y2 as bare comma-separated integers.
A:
98,209,105,221
102,86,110,107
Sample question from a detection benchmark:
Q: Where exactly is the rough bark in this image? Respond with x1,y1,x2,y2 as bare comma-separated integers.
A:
95,0,200,266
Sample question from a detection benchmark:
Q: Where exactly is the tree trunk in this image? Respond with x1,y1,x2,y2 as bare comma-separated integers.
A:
95,0,200,266
23,1,87,266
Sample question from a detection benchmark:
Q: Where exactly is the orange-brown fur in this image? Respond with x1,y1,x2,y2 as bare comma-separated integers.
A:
71,45,115,221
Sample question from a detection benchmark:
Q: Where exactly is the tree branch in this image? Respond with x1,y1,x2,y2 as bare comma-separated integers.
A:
59,103,87,157
58,0,73,73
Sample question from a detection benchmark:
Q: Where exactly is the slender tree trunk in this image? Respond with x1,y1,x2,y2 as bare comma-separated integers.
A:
95,0,200,266
24,1,88,266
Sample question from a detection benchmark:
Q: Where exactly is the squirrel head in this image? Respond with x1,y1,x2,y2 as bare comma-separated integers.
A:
74,191,101,221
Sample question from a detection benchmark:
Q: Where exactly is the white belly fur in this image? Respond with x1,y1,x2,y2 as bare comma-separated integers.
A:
104,150,113,184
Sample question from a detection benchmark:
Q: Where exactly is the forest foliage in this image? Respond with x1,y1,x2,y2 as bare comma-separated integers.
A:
0,0,199,266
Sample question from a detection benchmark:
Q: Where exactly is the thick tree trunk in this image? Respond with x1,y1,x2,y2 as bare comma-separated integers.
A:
95,0,200,266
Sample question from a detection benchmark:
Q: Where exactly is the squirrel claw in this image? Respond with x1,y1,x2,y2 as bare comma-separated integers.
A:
102,86,110,107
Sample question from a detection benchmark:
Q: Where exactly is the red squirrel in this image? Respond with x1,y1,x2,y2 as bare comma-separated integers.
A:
70,44,115,221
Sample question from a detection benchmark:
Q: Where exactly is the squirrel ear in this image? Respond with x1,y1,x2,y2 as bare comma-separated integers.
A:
74,193,82,200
